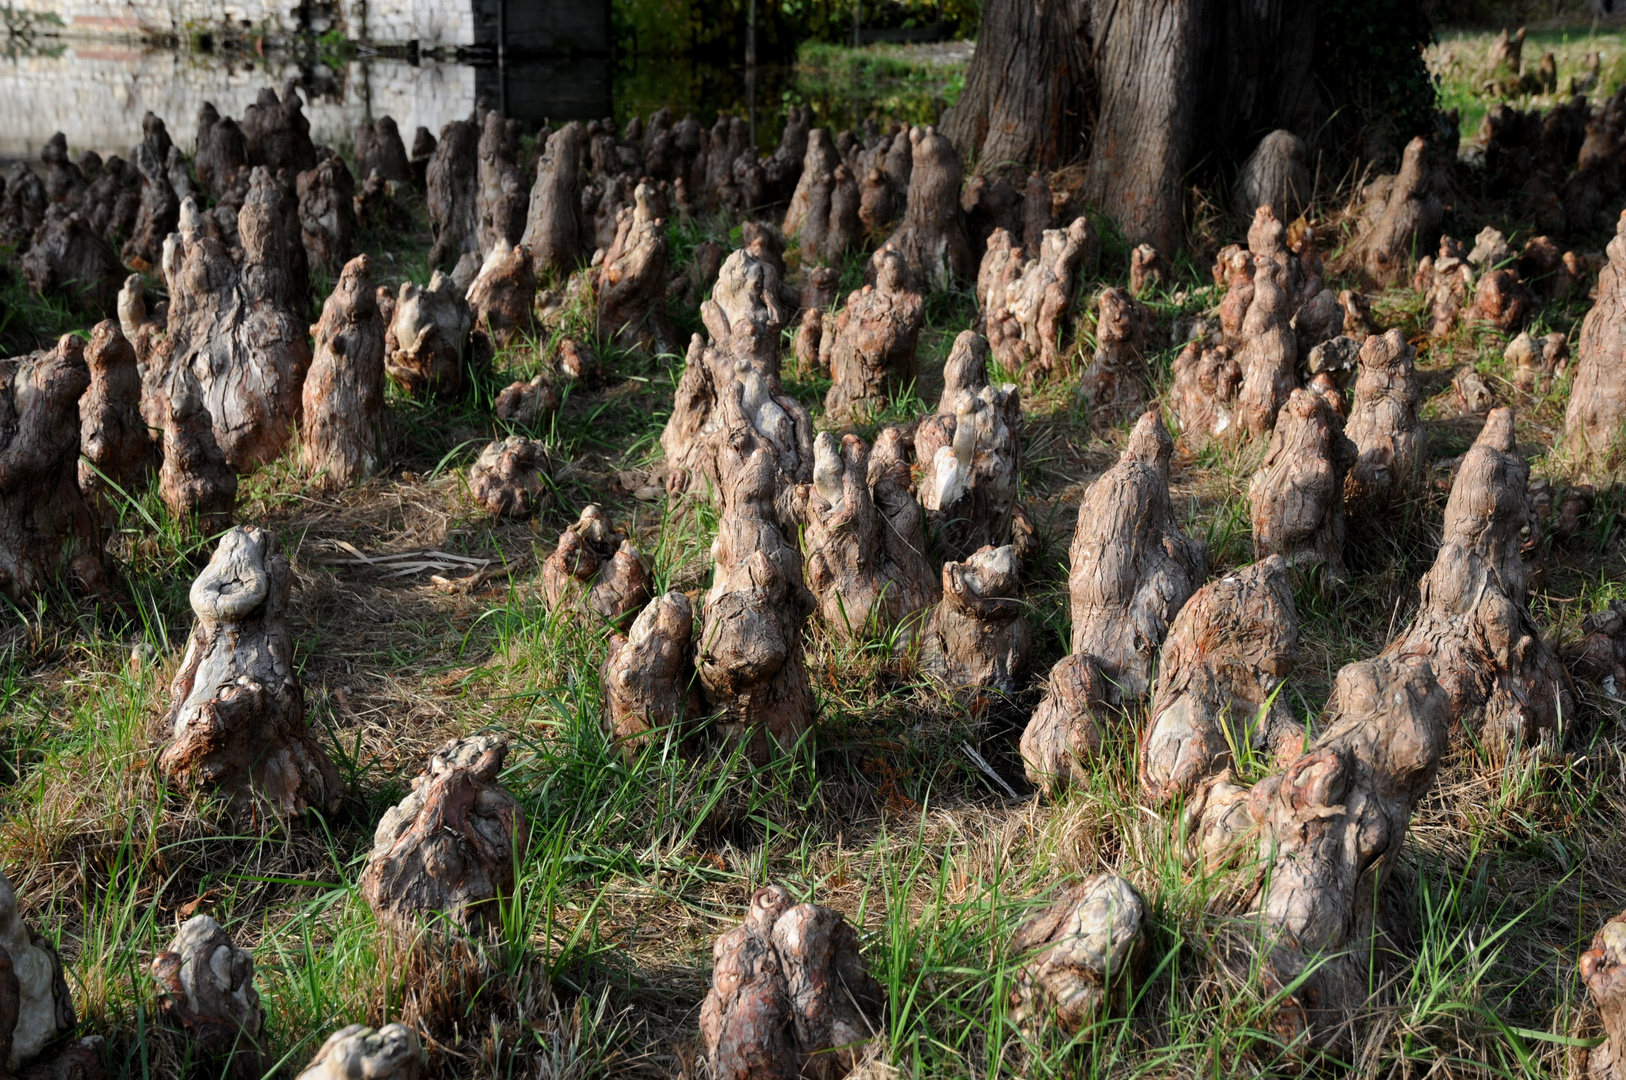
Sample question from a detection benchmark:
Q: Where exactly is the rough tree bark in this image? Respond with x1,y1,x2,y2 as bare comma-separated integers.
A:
1180,656,1452,1048
700,885,883,1080
242,84,316,175
1344,330,1427,509
159,367,237,534
1062,411,1208,702
295,1025,422,1080
0,336,103,602
360,735,528,933
1077,287,1151,425
1413,236,1473,338
783,129,839,243
661,247,813,502
21,208,125,313
474,112,526,258
0,871,78,1073
882,127,973,289
1237,129,1312,226
915,332,1028,561
354,117,412,185
159,527,342,819
540,504,651,629
1021,653,1114,794
697,449,816,764
793,428,939,644
983,217,1095,382
601,591,698,759
386,271,470,398
468,437,550,518
426,118,480,269
77,320,154,522
158,180,311,474
1139,555,1301,806
300,254,386,490
466,240,536,362
1168,341,1243,451
150,915,263,1080
920,544,1033,692
1565,210,1626,480
1354,137,1446,286
1583,910,1626,1080
520,121,585,278
1381,409,1573,752
295,154,356,276
1248,387,1357,577
596,183,672,355
123,139,178,267
1008,875,1146,1037
1236,256,1299,437
1507,330,1568,393
823,248,924,424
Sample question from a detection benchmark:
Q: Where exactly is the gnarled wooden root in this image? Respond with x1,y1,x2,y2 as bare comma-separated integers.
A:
468,437,550,519
697,450,816,763
1565,210,1626,480
78,320,155,521
466,241,535,362
1139,555,1301,806
159,368,237,535
300,254,387,490
1169,341,1243,451
159,527,342,819
602,591,698,759
386,271,470,397
0,870,78,1072
151,915,263,1078
983,217,1094,381
295,1025,422,1080
1077,287,1150,426
1344,330,1427,509
540,505,651,628
823,248,924,424
1008,875,1146,1037
1065,411,1208,702
597,183,672,355
699,885,883,1080
881,126,972,289
360,735,528,933
1021,653,1112,795
1248,388,1356,577
920,545,1032,692
1382,409,1572,751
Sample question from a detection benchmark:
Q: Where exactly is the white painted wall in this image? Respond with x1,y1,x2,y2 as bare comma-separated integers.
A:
7,0,473,46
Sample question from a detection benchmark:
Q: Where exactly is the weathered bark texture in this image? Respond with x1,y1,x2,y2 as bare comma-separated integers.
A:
21,209,124,312
1507,330,1569,393
1237,129,1312,225
1169,341,1243,450
697,449,816,764
1129,244,1166,298
1184,657,1451,1047
1021,653,1113,794
360,735,528,933
159,527,342,819
596,183,672,354
295,1025,422,1080
520,121,585,277
1565,211,1626,479
1413,236,1473,338
475,112,526,257
295,155,356,276
700,885,883,1080
1008,875,1146,1036
354,117,412,185
386,271,470,397
0,336,103,601
0,871,77,1073
1583,911,1626,1080
601,591,698,759
494,375,560,427
78,320,155,520
914,331,1027,559
1569,601,1626,694
1077,287,1150,425
1353,137,1447,285
982,217,1094,381
1453,366,1496,417
661,247,813,502
1236,256,1299,437
920,544,1032,692
124,139,179,267
1382,409,1573,751
196,103,248,199
300,254,386,490
465,240,535,363
1066,412,1208,702
426,118,479,269
468,436,550,518
540,504,651,629
823,249,924,424
242,85,315,174
794,428,939,643
1468,267,1532,332
1344,330,1427,509
158,180,311,473
151,915,263,1079
1139,555,1300,806
783,129,839,243
1248,387,1356,577
882,127,972,290
159,367,236,534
